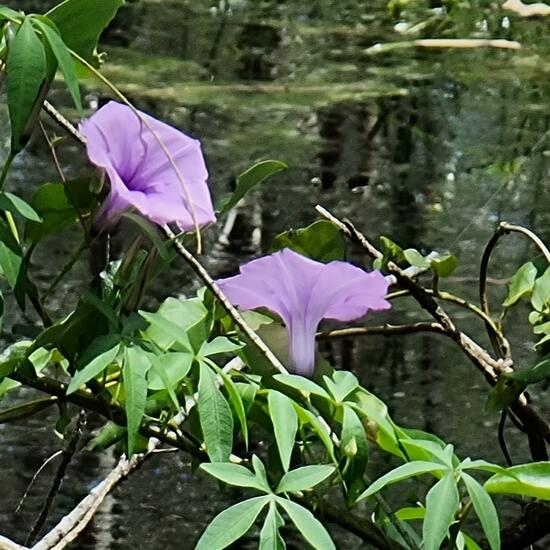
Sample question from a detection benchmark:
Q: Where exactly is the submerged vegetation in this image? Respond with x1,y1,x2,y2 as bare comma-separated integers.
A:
0,1,549,549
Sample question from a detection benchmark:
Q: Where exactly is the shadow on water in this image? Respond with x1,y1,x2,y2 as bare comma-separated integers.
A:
1,0,550,547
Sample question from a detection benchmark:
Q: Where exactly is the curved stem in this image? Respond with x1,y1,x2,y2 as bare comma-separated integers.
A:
499,222,550,264
0,151,15,191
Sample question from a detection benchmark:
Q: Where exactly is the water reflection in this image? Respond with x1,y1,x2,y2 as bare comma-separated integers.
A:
1,0,550,547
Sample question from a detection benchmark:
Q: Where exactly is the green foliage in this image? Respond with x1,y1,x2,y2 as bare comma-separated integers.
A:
503,262,537,308
485,462,550,500
268,390,298,471
46,0,124,65
6,16,47,153
0,192,41,222
272,220,346,262
217,160,287,216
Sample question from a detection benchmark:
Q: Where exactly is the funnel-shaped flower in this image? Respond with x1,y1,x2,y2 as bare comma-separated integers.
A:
80,101,216,230
217,248,390,376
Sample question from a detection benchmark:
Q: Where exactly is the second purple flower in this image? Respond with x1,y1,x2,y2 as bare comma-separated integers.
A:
217,248,391,376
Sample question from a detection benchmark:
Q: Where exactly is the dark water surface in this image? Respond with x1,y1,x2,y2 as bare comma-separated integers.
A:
1,0,550,547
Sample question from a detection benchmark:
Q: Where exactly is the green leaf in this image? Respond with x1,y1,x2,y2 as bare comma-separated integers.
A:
276,498,335,550
196,496,269,550
268,390,298,471
259,501,285,550
200,462,268,492
531,266,550,312
508,359,550,385
403,248,430,269
423,472,459,550
485,377,525,413
294,405,335,460
31,17,83,114
25,182,77,243
431,255,458,278
139,311,192,353
276,465,334,494
0,219,22,288
462,473,500,550
273,374,330,399
459,459,508,475
0,6,22,22
395,507,426,521
252,455,271,489
484,462,550,500
46,0,124,65
66,336,120,394
122,346,150,457
358,461,448,500
218,368,249,448
0,192,41,221
198,362,234,462
217,160,287,216
503,262,537,307
375,236,404,270
200,337,243,357
6,16,47,153
147,351,193,391
341,405,367,457
272,220,346,262
323,370,359,402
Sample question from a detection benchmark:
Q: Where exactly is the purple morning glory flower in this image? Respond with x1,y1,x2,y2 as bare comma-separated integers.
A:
79,101,216,230
217,248,391,376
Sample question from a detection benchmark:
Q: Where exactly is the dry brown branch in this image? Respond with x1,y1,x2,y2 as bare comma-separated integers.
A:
315,204,550,459
503,0,550,16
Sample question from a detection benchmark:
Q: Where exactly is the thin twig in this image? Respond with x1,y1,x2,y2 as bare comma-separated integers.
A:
499,222,550,264
161,225,288,374
26,412,87,546
14,451,63,515
315,205,550,459
317,322,446,339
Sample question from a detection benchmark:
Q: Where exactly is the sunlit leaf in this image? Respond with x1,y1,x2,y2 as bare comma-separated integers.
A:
200,337,243,357
531,266,550,312
268,390,298,471
259,501,285,550
0,192,41,221
198,362,234,462
147,351,193,391
462,473,500,550
323,370,359,402
196,496,269,550
122,346,150,457
431,255,457,278
404,248,430,269
201,462,269,492
275,498,335,550
484,462,550,500
276,465,334,494
423,471,459,550
358,461,447,500
273,374,330,399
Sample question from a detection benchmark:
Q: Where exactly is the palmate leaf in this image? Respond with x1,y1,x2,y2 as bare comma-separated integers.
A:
484,461,550,500
6,16,47,153
358,461,448,501
198,362,234,462
462,473,500,550
196,496,269,550
200,462,269,492
268,390,298,471
275,465,334,494
423,471,460,550
122,346,150,457
275,497,335,550
259,501,286,550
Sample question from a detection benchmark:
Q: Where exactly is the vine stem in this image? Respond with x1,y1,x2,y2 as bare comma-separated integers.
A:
0,151,15,191
161,224,288,375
